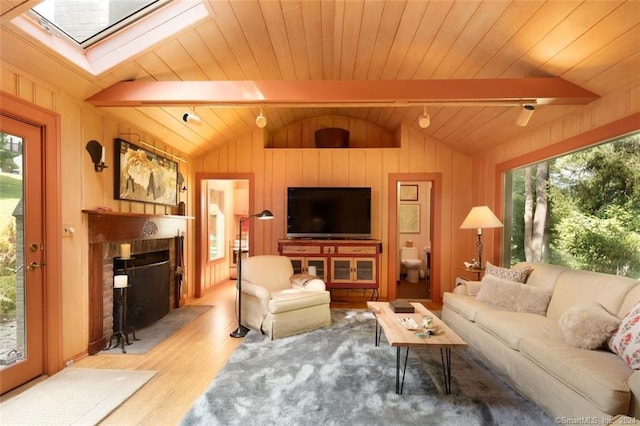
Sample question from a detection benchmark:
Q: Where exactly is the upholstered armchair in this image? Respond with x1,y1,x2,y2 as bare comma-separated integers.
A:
239,255,331,339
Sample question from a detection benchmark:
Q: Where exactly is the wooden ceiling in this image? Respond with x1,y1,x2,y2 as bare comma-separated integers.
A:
1,0,639,157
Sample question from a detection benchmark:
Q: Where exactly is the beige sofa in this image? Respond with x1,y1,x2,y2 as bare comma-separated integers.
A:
240,255,331,339
442,262,640,420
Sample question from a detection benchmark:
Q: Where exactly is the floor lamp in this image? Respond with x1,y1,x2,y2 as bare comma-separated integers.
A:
460,206,503,268
230,209,274,338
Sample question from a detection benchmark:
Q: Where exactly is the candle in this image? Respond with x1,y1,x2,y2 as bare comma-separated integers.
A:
114,275,128,288
100,146,105,163
120,243,131,260
308,266,317,276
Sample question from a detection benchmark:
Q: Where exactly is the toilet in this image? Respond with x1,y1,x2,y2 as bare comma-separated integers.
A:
401,247,422,283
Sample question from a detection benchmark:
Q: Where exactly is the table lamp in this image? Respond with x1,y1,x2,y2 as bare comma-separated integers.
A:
460,206,503,268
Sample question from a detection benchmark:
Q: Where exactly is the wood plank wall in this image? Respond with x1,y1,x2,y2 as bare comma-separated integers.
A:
268,114,398,148
473,84,640,263
2,55,635,362
1,62,195,363
195,121,474,301
195,83,640,301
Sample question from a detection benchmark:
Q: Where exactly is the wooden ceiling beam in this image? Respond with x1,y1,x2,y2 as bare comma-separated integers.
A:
85,78,599,107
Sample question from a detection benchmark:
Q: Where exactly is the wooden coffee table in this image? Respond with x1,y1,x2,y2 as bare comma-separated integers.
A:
367,301,467,394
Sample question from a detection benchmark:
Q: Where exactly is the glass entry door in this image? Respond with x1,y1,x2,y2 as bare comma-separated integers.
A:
0,116,45,394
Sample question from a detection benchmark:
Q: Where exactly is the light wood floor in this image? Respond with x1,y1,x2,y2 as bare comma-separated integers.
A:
49,281,440,425
396,277,431,300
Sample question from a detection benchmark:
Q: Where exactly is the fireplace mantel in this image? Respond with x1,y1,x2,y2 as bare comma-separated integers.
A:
83,210,191,354
83,210,191,243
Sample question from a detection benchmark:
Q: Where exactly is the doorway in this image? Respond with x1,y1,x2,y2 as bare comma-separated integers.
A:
0,93,63,395
0,118,45,393
195,173,253,297
396,180,432,299
387,173,441,302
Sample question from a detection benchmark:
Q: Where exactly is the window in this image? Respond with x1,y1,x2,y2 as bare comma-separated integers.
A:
503,131,640,278
208,186,224,262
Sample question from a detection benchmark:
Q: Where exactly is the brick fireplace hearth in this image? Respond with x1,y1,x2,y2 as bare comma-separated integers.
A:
84,210,188,355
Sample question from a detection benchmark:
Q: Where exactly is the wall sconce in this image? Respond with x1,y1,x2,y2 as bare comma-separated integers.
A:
516,104,535,127
85,139,107,172
255,108,267,128
177,172,187,192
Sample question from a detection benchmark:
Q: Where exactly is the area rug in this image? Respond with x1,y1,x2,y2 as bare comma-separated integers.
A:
0,368,155,425
181,310,555,426
103,305,212,355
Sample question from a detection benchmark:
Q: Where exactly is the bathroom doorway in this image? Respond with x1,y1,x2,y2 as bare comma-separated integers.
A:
397,180,431,299
387,173,441,302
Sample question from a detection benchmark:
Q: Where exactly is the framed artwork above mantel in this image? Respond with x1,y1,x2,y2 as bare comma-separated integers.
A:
114,138,179,206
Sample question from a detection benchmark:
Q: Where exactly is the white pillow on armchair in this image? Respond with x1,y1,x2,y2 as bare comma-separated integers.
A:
290,273,326,291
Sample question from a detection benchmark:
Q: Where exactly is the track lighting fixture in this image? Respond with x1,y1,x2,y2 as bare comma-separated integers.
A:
182,107,202,124
255,108,267,128
418,106,431,128
516,104,535,127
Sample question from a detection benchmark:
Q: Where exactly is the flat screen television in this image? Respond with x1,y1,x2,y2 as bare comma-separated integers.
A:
287,187,371,239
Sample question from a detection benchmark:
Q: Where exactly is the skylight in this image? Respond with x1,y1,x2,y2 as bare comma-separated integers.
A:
31,0,169,48
10,0,211,76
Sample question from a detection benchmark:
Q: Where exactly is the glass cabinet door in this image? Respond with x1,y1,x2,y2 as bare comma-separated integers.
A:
355,258,376,283
306,258,327,280
289,258,304,275
331,259,352,282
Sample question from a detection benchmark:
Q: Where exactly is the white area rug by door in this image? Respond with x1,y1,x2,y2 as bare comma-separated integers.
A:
0,368,156,425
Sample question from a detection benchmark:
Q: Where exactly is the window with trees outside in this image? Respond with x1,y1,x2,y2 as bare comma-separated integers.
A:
503,131,640,279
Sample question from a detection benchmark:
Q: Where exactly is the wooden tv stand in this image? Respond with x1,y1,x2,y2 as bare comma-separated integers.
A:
277,239,382,298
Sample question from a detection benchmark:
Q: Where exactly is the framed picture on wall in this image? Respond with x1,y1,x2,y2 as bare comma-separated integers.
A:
399,204,420,233
399,184,418,201
114,138,179,206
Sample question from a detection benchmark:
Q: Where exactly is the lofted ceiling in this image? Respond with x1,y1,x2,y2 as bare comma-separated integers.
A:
1,0,639,157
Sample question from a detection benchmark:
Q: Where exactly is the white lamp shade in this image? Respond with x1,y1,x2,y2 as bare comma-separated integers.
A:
418,106,430,128
460,206,503,231
418,115,430,128
255,110,267,128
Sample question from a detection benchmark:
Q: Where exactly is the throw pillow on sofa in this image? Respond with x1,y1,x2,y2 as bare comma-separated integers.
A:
485,261,532,283
476,275,552,315
559,302,620,350
608,301,640,370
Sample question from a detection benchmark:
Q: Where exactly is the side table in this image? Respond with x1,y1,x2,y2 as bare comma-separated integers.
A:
457,266,484,281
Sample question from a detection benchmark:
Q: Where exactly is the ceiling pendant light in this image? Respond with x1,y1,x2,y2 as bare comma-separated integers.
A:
516,104,535,127
255,108,267,128
418,106,431,128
